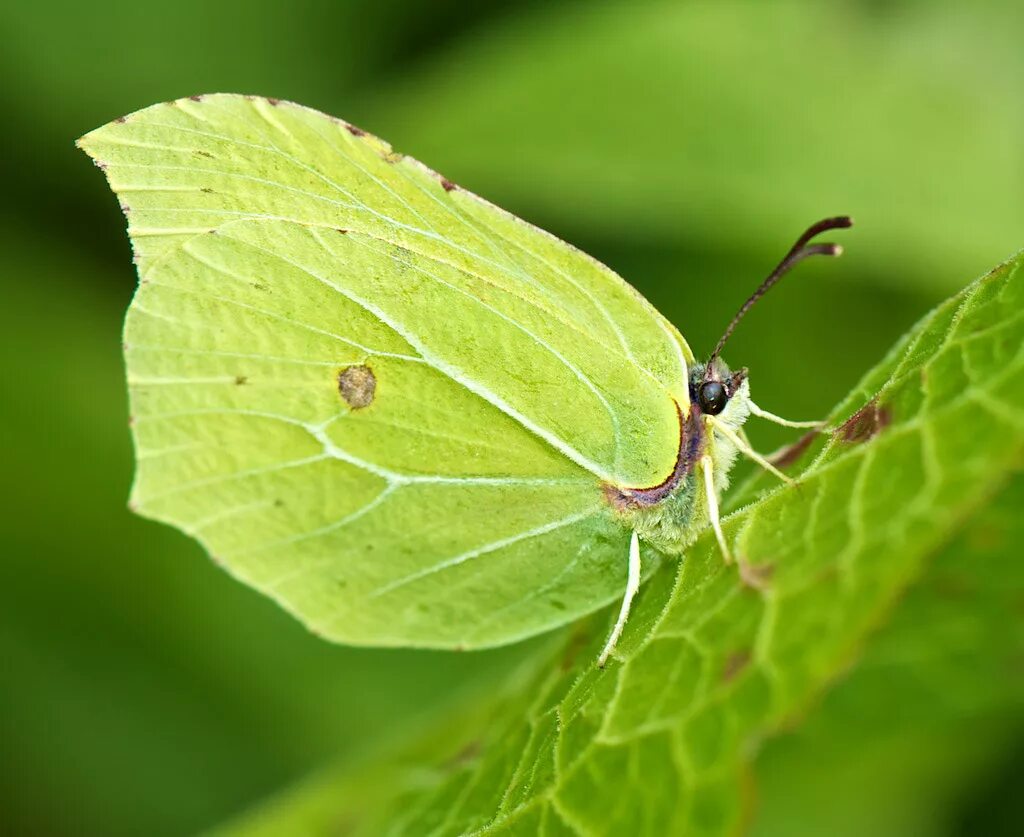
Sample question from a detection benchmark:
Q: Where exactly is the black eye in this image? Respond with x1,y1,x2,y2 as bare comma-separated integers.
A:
698,381,728,415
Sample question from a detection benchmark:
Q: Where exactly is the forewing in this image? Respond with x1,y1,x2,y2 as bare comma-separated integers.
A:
78,94,690,484
78,95,685,646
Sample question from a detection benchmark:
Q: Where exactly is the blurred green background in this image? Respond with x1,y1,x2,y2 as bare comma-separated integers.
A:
1,1,1021,834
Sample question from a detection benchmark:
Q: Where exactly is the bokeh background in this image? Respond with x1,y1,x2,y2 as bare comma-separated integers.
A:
1,1,1021,834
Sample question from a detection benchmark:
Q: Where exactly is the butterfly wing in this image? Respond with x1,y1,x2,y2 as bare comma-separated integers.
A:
78,95,692,647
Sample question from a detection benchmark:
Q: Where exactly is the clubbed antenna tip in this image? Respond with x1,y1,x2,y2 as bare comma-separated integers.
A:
706,216,853,371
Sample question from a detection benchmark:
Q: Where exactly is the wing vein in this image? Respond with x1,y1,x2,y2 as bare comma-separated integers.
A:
367,507,601,598
339,232,624,461
236,230,614,481
114,121,673,387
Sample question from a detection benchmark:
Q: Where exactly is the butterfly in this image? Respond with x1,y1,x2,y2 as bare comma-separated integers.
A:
78,95,849,666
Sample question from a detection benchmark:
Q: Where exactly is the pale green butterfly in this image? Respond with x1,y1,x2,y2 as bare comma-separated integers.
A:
78,95,849,666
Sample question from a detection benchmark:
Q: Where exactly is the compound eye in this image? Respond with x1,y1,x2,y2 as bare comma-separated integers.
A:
698,380,728,415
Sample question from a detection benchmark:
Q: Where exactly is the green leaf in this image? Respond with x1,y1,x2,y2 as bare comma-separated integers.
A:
215,252,1024,835
751,476,1024,837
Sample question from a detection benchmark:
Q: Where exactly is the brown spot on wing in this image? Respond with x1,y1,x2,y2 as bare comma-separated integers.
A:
837,399,892,443
338,365,377,409
440,177,457,192
345,123,366,137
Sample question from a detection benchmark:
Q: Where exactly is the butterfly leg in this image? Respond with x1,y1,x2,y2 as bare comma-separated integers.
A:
748,399,822,429
705,415,795,486
701,454,733,564
597,529,642,668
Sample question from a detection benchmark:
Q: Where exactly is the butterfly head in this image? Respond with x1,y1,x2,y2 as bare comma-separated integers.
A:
689,358,748,417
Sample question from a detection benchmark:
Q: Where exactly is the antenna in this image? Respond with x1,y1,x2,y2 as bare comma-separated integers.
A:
706,216,852,373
